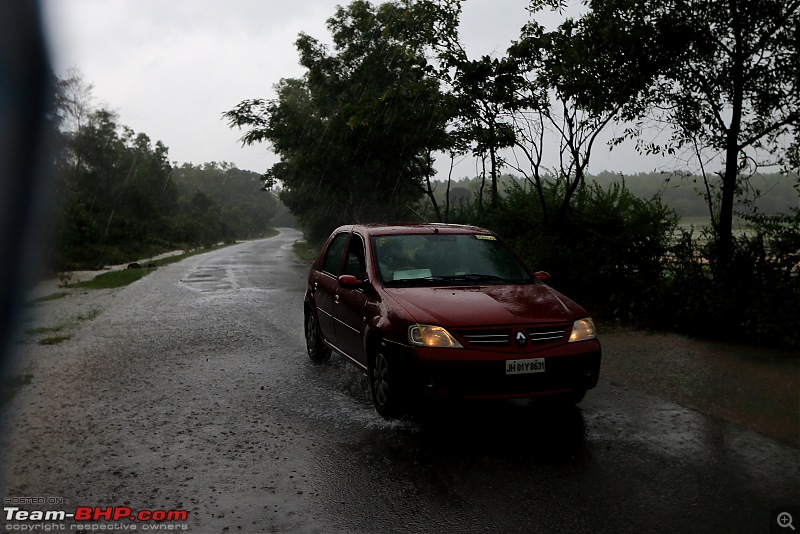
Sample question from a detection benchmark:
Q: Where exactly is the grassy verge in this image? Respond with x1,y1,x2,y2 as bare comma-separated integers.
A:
39,335,72,346
293,240,318,265
71,242,241,290
72,267,156,289
29,292,70,305
0,373,33,406
25,308,101,345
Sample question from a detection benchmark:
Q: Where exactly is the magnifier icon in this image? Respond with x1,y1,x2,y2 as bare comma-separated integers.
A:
778,512,795,530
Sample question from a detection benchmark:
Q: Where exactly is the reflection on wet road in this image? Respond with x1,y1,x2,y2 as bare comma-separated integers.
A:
3,229,797,533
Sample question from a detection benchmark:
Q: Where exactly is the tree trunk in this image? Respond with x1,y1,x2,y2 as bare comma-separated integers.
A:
489,122,499,208
718,0,745,270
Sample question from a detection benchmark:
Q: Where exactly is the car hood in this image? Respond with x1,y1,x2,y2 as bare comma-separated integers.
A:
384,283,585,326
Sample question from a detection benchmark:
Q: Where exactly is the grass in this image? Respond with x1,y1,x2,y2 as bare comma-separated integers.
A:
29,292,70,305
25,308,101,345
26,324,67,336
38,335,72,346
72,267,155,289
293,240,318,265
0,373,33,406
77,309,101,322
70,240,250,290
63,232,284,291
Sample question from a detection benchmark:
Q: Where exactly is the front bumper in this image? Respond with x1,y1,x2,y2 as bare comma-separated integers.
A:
392,339,601,400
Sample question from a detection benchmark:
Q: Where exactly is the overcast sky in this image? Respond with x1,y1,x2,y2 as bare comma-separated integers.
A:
41,0,667,179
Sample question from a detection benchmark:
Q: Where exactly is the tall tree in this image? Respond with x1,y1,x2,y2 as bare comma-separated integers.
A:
225,0,451,241
661,0,799,267
506,2,667,224
451,56,517,209
574,0,799,267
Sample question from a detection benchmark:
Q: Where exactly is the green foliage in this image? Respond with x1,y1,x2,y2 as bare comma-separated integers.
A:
664,211,800,347
1,373,33,406
445,176,799,347
47,70,283,271
38,336,72,346
225,0,453,244
29,292,69,305
568,0,800,267
436,171,797,218
171,162,279,247
292,241,319,265
449,179,678,318
215,0,797,347
72,267,156,289
53,108,179,269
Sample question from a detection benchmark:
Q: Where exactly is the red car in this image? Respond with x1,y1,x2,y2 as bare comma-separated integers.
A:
303,224,601,417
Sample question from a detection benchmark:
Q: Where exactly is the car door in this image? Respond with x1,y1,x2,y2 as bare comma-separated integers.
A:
312,231,349,347
334,233,369,365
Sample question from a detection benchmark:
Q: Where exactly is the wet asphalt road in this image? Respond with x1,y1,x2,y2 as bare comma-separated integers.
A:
2,228,798,533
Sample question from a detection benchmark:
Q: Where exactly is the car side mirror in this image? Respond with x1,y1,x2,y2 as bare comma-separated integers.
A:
534,271,551,283
338,274,364,289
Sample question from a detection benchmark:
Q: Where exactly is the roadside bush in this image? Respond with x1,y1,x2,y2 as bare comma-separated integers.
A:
441,179,798,348
664,211,800,347
449,179,678,322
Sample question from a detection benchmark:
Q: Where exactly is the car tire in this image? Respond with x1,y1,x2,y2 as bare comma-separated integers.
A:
369,341,407,419
305,310,331,364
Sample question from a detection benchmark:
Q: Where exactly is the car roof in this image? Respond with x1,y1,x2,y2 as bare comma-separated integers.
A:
338,223,494,237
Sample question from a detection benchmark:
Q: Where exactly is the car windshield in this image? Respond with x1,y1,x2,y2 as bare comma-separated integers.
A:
371,233,534,287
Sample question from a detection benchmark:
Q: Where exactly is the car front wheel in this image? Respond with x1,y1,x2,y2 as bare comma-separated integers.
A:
369,342,407,418
305,311,331,364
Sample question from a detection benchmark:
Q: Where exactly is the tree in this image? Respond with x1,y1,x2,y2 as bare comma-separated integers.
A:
451,56,517,209
225,0,451,241
52,67,95,132
50,70,183,267
665,0,799,267
575,0,799,267
504,2,669,225
172,162,278,241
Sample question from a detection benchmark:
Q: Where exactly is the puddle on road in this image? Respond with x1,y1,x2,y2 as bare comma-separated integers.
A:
180,265,237,292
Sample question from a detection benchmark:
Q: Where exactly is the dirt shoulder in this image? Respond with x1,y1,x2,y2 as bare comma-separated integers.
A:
599,324,800,446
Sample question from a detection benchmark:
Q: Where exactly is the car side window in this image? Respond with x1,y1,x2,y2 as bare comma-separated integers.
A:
343,234,367,280
322,232,349,275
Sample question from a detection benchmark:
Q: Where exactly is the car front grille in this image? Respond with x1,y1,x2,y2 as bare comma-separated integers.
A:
457,325,568,347
461,331,511,346
526,327,566,343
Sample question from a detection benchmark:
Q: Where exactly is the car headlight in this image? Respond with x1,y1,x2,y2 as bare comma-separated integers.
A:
569,318,597,342
408,324,463,348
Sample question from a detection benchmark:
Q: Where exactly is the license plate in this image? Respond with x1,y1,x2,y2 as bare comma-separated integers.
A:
505,358,545,375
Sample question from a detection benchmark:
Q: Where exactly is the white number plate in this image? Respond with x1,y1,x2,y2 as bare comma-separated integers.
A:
505,358,545,375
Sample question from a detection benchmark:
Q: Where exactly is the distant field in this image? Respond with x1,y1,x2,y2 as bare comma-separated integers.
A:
677,216,750,228
678,216,712,228
676,216,757,240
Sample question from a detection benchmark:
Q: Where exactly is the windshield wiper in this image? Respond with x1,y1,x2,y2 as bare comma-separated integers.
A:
426,274,508,284
386,274,527,287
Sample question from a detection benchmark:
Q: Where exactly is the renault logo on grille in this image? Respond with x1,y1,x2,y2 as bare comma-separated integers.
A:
515,331,527,347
